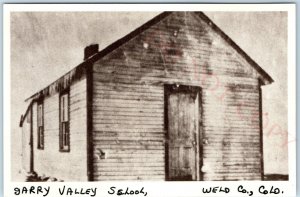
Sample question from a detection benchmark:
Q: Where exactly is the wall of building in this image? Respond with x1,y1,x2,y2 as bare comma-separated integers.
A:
32,76,88,181
92,12,262,181
21,107,32,173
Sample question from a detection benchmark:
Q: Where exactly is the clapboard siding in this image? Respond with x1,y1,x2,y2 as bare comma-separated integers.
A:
92,12,262,181
32,76,88,181
21,107,32,173
92,82,165,181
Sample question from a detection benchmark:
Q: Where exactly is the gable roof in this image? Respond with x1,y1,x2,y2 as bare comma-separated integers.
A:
21,11,274,127
25,11,273,102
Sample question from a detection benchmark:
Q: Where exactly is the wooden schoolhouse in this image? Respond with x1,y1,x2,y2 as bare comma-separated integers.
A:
20,12,273,181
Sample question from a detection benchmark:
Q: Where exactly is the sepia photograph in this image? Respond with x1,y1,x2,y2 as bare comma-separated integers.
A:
10,10,289,182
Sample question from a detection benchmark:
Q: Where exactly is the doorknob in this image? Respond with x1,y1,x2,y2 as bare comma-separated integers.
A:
203,138,209,145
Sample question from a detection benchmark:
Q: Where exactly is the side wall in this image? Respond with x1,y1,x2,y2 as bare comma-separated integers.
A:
92,12,262,181
21,108,32,173
32,76,88,181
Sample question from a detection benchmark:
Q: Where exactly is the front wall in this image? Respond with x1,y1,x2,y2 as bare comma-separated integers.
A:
92,12,262,181
32,77,88,181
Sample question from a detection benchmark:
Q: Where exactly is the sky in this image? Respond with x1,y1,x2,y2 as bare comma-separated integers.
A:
10,11,288,180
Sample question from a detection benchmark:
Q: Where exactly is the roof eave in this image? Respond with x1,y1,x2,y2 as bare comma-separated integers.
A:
25,12,173,102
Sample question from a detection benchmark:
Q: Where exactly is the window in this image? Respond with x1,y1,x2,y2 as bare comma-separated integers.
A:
59,90,70,152
37,101,44,149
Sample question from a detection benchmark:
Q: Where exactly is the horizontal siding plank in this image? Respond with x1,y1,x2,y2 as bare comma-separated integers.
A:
94,131,164,137
93,136,164,141
93,120,162,125
93,124,164,129
94,162,164,167
93,106,164,113
93,128,164,133
94,171,165,176
94,89,162,97
93,103,163,109
203,147,260,151
93,144,164,150
98,153,164,159
93,115,163,121
93,140,164,145
92,158,164,163
93,176,164,180
203,150,260,155
94,112,163,117
93,98,163,106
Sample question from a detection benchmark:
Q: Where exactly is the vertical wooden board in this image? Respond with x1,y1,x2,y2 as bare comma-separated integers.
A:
168,93,177,179
21,109,32,173
189,94,197,180
195,93,201,180
168,94,177,140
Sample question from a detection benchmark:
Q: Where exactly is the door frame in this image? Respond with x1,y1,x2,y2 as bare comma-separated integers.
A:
29,106,34,172
164,84,203,181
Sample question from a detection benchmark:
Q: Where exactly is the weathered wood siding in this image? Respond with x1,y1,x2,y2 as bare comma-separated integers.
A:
32,76,88,181
21,108,32,173
92,12,262,180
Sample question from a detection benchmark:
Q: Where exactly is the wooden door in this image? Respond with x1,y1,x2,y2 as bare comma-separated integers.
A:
165,85,202,181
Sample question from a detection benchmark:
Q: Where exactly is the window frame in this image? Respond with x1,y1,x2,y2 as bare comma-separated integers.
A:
37,99,44,150
59,89,70,152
